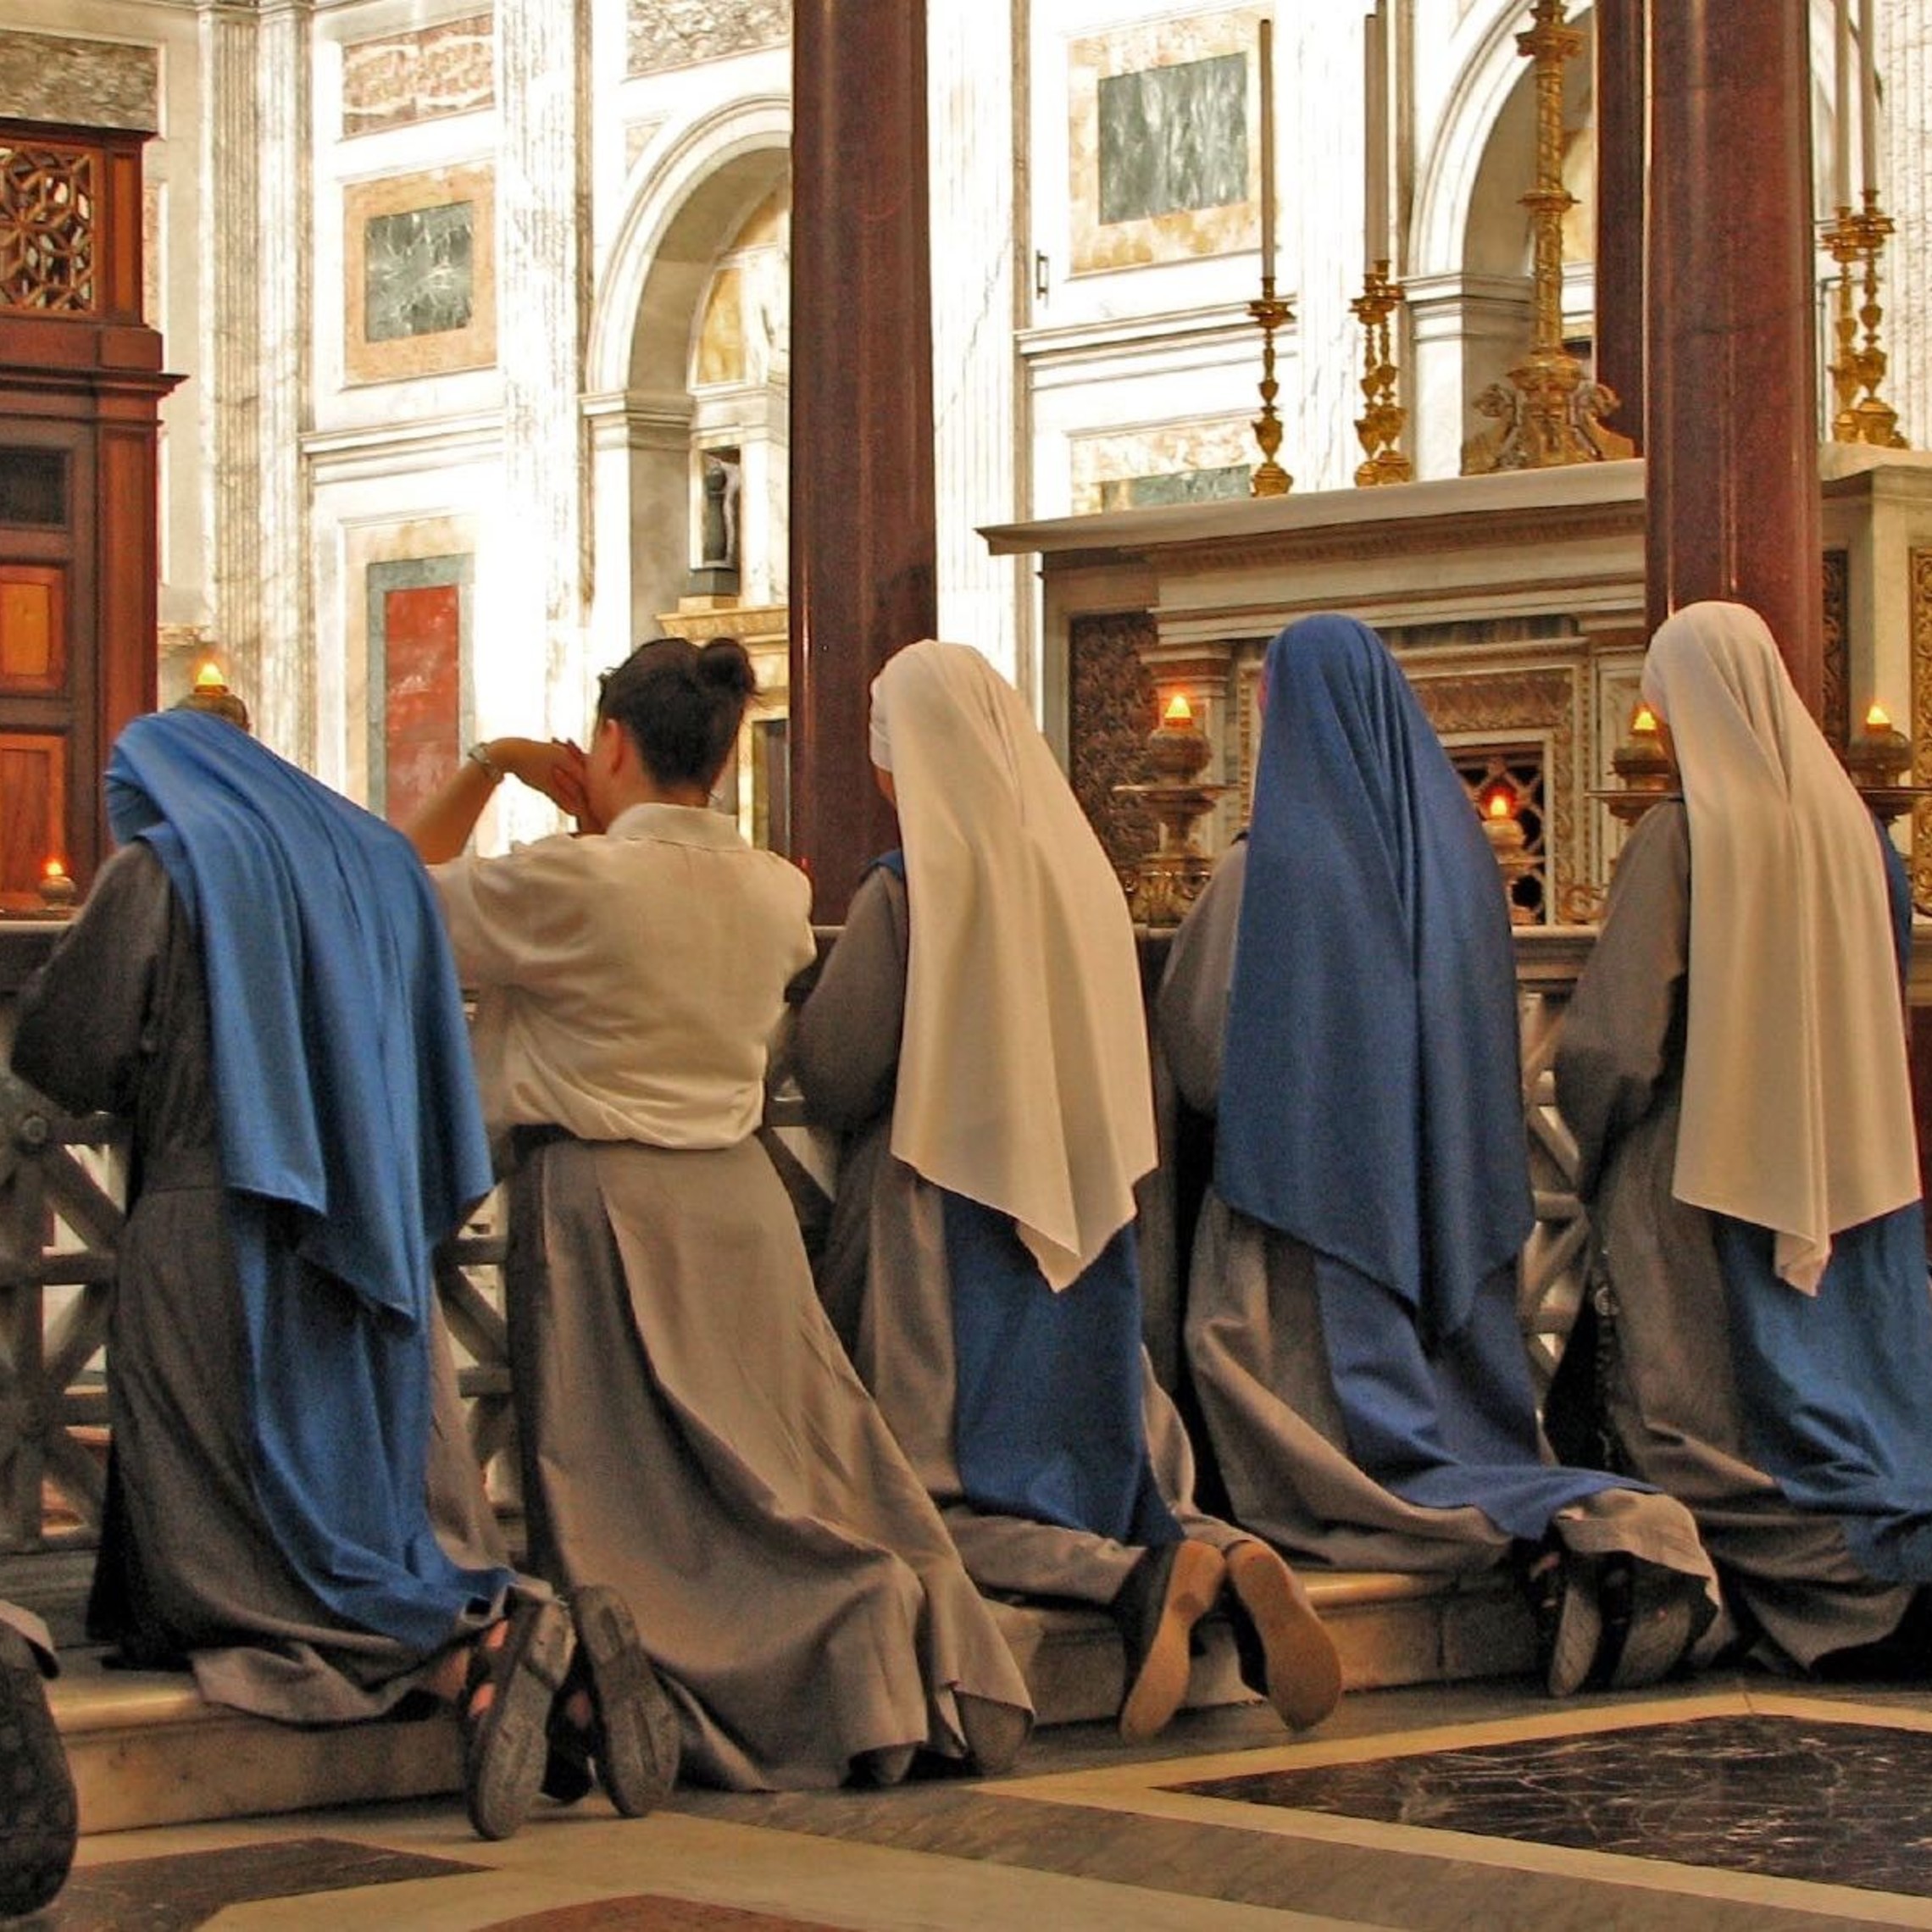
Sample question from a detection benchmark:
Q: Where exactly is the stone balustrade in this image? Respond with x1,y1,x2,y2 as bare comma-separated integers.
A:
3,914,1929,1625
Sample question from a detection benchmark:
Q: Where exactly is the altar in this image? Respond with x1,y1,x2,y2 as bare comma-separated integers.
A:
986,446,1932,922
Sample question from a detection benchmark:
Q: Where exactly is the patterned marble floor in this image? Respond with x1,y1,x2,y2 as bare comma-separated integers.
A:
36,1674,1932,1930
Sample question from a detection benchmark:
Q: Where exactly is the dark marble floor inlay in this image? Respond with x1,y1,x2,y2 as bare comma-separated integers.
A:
50,1835,485,1930
481,1899,861,1930
1174,1715,1932,1897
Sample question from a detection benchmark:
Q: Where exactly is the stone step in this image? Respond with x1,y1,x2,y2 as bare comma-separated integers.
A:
47,1568,1535,1837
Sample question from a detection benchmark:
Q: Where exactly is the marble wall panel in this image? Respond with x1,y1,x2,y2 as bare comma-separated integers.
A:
0,32,158,134
1069,416,1253,514
1069,8,1268,275
341,14,494,139
1097,53,1247,227
368,557,470,821
626,0,789,77
342,164,496,384
341,516,477,809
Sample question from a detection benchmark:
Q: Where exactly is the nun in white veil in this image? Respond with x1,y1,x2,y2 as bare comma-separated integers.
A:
1557,599,1932,1674
794,640,1342,1742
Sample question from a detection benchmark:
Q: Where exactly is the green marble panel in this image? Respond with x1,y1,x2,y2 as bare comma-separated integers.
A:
1097,53,1248,227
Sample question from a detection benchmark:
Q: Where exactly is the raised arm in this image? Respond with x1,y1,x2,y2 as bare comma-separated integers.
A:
403,737,590,863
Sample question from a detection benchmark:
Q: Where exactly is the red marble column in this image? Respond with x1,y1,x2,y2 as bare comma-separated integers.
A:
788,0,936,919
1593,0,1645,453
1646,0,1823,714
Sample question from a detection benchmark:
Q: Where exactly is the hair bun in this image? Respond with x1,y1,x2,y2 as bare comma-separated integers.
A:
697,636,757,699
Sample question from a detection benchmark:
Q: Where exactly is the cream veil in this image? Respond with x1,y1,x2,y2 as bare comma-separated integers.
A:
1642,601,1918,1291
869,640,1157,1290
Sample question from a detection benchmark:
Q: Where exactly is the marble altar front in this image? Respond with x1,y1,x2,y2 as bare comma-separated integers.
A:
986,447,1932,920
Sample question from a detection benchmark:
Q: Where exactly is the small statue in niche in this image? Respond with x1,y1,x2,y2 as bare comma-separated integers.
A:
700,451,741,569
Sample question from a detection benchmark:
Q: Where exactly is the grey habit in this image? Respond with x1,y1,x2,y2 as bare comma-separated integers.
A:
504,1122,1032,1790
10,843,508,1722
793,864,1250,1610
1157,841,1713,1592
1556,802,1914,1667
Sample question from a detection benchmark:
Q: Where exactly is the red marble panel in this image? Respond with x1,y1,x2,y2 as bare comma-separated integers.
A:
383,581,461,824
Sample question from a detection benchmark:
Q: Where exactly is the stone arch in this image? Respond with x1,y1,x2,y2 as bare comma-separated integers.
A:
584,97,790,667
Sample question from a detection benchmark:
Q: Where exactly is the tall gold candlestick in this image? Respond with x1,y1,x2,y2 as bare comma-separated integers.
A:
1248,281,1294,497
1352,260,1410,486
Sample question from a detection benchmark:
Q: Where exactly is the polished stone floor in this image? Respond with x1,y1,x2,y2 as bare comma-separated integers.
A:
37,1674,1932,1929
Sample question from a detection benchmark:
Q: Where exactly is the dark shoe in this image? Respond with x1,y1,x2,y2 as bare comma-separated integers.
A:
0,1627,75,1917
554,1585,680,1818
1222,1541,1343,1730
957,1693,1030,1776
459,1596,575,1841
1521,1540,1602,1699
1111,1540,1226,1744
1602,1559,1713,1690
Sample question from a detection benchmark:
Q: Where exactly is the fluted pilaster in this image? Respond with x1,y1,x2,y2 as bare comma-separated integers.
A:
1879,0,1931,449
497,0,593,763
197,3,263,719
927,0,1025,687
255,0,314,764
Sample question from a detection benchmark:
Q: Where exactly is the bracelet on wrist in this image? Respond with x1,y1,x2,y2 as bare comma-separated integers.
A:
467,741,504,784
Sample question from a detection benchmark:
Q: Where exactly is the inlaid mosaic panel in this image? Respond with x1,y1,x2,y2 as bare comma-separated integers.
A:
343,165,495,384
627,0,789,77
1070,9,1268,275
0,31,158,134
1174,1714,1932,1896
342,14,494,138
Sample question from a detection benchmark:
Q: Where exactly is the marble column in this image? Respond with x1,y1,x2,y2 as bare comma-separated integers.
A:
1593,0,1645,452
1646,0,1823,713
1879,0,1931,451
927,0,1025,689
497,0,593,821
790,0,936,919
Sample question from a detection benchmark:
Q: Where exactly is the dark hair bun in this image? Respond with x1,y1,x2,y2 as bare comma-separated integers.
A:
697,636,757,699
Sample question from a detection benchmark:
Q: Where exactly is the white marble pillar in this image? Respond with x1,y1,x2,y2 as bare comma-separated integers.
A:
927,0,1027,692
197,0,314,768
496,0,593,824
1404,271,1535,479
254,0,314,767
1879,0,1930,450
197,3,262,722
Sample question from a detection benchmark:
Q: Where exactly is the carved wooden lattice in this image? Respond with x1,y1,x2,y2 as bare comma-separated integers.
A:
0,142,97,315
0,1063,517,1553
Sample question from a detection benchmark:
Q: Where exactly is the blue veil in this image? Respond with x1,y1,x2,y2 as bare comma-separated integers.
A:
107,708,513,1651
1217,614,1530,1341
1215,616,1617,1535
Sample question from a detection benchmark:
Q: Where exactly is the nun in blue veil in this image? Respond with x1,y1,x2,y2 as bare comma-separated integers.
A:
1156,613,1717,1695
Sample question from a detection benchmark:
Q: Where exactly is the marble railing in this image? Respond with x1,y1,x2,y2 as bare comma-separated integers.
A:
1,918,1927,1591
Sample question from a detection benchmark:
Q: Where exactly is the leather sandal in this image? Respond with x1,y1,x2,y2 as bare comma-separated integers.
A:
552,1585,680,1818
459,1596,574,1841
1111,1540,1227,1744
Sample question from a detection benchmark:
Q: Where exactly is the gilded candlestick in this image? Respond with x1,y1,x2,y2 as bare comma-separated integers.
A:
1248,283,1294,497
1352,261,1411,486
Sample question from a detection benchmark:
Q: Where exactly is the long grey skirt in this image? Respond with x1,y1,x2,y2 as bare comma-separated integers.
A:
103,1183,511,1724
506,1133,1030,1790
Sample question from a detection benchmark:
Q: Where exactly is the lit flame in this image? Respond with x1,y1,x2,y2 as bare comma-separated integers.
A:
42,857,65,881
194,660,226,691
1162,691,1194,726
1485,788,1513,821
1630,703,1658,736
1866,702,1893,732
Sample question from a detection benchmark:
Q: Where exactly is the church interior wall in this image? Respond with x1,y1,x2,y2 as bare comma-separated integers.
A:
0,0,1923,842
